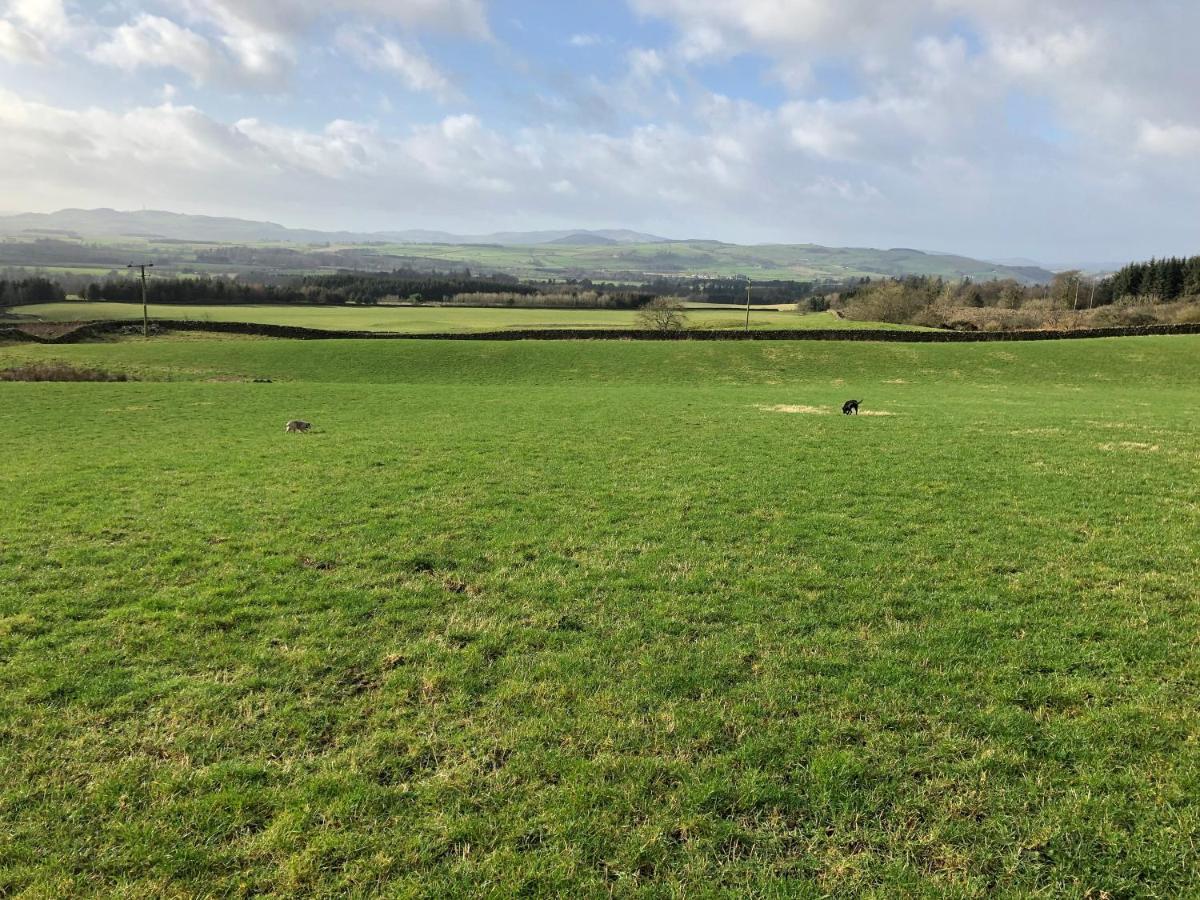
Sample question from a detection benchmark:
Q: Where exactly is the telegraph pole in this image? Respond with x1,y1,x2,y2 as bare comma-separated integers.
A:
744,277,752,332
127,262,153,337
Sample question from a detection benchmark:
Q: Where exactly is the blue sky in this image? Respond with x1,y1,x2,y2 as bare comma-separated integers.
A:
1,0,1198,262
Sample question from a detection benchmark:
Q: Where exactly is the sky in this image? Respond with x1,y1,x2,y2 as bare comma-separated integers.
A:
1,0,1198,262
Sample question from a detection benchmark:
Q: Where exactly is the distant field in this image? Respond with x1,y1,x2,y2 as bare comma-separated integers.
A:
376,240,1050,283
0,227,1054,284
6,302,924,333
2,334,1198,895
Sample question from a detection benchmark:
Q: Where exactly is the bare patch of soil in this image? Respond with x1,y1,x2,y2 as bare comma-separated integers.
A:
756,404,829,415
1099,441,1159,452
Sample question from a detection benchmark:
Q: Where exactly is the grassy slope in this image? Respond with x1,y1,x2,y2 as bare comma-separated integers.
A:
1,336,1198,896
6,303,921,333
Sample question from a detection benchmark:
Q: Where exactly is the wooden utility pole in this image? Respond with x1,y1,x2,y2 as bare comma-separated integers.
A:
127,262,153,337
744,277,752,332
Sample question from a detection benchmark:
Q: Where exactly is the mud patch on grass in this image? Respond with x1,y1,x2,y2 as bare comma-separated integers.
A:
757,404,828,415
1099,441,1159,453
858,410,895,416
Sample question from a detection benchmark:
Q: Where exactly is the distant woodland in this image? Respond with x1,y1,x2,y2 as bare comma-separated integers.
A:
3,255,1200,331
837,256,1200,329
3,270,839,311
0,277,66,307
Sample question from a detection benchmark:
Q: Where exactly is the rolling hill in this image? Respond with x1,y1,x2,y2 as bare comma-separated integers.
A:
0,210,670,247
0,209,1056,284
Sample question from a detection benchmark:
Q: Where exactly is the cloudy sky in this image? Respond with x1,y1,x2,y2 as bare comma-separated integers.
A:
1,0,1197,260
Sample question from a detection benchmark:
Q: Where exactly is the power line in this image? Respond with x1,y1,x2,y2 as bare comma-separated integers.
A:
127,262,153,338
745,277,752,333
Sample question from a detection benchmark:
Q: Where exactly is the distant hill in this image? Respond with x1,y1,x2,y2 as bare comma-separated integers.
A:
545,232,619,246
376,228,667,245
0,209,1055,284
0,208,351,244
0,210,670,246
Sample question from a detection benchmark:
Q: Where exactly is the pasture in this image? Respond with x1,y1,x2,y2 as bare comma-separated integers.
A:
1,334,1198,896
5,302,920,334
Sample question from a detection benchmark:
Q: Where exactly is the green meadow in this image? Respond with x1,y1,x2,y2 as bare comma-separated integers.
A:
7,302,918,333
1,334,1198,896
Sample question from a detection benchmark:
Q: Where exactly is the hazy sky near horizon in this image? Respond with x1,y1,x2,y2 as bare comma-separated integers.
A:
1,0,1197,261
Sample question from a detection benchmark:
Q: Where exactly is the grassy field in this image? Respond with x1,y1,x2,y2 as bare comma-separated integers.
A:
5,302,920,333
361,241,1050,283
1,334,1198,896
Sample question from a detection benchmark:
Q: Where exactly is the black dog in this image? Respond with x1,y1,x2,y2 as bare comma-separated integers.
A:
842,400,861,415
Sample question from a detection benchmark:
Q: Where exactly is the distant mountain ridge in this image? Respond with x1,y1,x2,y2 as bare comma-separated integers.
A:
0,208,1056,284
0,209,671,246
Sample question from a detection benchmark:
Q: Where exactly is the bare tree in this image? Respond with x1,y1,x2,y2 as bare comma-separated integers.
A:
636,297,689,332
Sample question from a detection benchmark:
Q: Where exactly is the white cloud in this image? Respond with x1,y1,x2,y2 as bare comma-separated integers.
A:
184,0,492,42
8,0,70,38
217,29,294,82
234,116,384,177
90,15,219,83
1137,122,1200,159
989,26,1096,77
335,26,459,100
0,90,245,178
1,0,493,89
626,1,1200,195
0,0,1198,259
167,0,492,82
0,83,1197,258
0,0,73,62
628,0,925,60
0,17,45,61
627,47,666,80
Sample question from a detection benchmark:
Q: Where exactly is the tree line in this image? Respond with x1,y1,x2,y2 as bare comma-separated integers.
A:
838,258,1200,330
0,277,66,309
10,255,1199,330
1108,256,1200,303
295,270,532,304
72,271,537,306
52,272,852,310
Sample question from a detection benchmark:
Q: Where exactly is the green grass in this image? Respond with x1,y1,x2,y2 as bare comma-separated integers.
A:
1,335,1198,896
6,302,921,333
